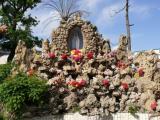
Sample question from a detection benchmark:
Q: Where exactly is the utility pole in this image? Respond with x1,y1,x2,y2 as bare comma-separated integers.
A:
113,0,133,51
125,0,131,51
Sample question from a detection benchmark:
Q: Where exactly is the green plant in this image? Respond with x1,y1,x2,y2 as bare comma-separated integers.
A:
0,112,7,120
128,104,139,115
0,73,48,119
0,114,5,120
0,63,13,82
71,105,80,113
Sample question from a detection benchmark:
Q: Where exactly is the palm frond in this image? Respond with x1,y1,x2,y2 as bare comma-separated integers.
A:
43,0,87,21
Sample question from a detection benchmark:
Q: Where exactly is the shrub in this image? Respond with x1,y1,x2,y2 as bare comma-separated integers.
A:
0,63,13,82
0,73,48,119
128,104,140,115
0,114,5,120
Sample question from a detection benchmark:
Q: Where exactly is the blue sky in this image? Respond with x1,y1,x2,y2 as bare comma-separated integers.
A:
30,0,160,51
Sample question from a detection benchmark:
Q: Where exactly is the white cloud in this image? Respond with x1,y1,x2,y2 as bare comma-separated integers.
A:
130,5,152,18
96,2,123,27
112,45,118,50
32,10,59,39
79,0,102,10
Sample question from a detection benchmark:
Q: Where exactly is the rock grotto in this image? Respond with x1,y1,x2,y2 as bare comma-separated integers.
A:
12,15,160,117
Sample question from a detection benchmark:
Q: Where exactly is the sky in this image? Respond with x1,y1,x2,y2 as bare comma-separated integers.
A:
29,0,160,52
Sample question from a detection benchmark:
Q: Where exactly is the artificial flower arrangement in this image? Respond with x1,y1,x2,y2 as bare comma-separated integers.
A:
67,79,87,89
27,68,34,76
134,68,145,78
33,54,42,65
121,82,129,91
70,49,83,62
138,68,145,77
61,53,68,60
48,52,56,59
116,61,128,69
87,51,94,60
102,79,110,88
41,49,95,65
151,101,158,110
107,50,117,58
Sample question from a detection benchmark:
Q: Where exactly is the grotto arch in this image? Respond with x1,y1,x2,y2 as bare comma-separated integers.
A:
68,26,83,50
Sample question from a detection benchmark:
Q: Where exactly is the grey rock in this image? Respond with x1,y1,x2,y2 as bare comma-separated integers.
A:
64,92,78,110
22,112,32,118
85,94,97,107
100,96,109,108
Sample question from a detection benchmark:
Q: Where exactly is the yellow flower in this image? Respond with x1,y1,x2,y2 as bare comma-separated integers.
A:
35,54,40,59
134,73,139,79
71,50,75,55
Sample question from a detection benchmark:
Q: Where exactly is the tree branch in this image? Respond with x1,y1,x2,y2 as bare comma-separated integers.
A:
114,5,126,14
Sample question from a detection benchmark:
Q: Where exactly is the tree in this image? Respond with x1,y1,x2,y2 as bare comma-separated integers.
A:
44,0,87,21
0,0,41,61
113,0,133,51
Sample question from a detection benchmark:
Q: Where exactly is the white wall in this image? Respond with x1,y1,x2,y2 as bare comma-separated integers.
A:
24,113,160,120
0,55,8,64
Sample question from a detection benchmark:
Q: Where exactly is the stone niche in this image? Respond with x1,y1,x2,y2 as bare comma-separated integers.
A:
51,16,111,54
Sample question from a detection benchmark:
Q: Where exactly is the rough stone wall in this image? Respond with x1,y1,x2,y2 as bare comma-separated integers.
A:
51,16,110,54
134,50,159,81
13,40,33,71
116,35,129,62
12,37,160,118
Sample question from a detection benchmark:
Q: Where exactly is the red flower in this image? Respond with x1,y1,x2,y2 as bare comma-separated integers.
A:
87,52,94,59
138,68,145,77
61,54,68,60
102,80,110,88
27,68,34,76
67,80,87,89
117,61,127,69
121,82,129,90
48,52,56,59
151,101,158,110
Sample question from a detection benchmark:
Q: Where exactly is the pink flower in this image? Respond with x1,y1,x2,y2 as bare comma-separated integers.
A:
48,52,56,59
79,80,87,87
102,80,110,88
74,56,81,62
74,49,81,55
110,51,117,57
151,101,158,110
121,82,129,91
87,52,94,59
73,55,83,62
